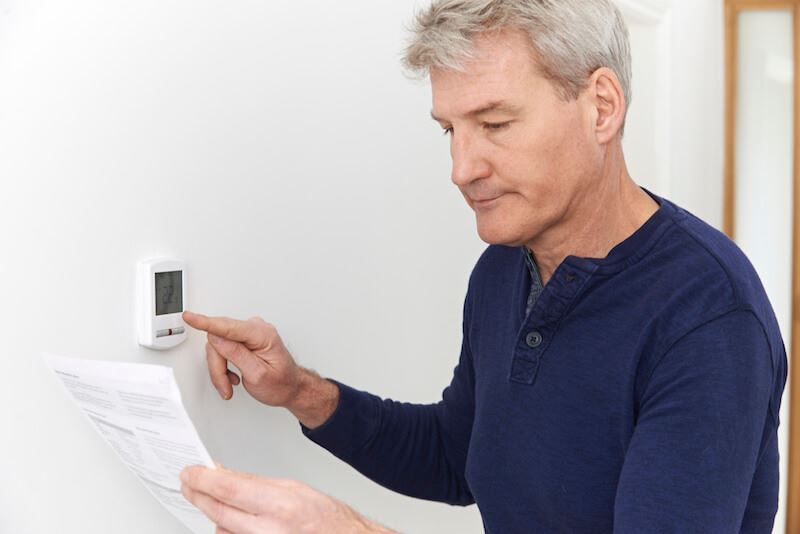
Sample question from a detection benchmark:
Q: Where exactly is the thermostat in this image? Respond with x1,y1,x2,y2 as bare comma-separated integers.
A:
137,258,187,350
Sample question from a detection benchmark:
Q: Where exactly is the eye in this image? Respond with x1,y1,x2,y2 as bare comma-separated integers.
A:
483,121,510,132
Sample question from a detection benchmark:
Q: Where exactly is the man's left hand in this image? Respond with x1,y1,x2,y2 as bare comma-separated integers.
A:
180,465,395,533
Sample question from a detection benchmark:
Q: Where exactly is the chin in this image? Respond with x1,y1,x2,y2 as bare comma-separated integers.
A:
475,220,526,247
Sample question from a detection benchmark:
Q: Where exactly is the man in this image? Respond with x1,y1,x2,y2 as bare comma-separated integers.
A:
179,1,788,532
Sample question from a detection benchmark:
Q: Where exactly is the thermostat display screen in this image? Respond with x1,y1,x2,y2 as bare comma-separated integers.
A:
155,271,183,316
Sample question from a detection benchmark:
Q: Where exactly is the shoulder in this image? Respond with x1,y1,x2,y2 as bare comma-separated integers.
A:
658,198,768,315
644,198,784,383
634,198,786,423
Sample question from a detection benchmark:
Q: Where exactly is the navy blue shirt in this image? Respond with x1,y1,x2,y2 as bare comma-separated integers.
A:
303,194,787,533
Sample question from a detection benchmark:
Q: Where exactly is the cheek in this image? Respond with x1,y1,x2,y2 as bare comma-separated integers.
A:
497,135,565,203
516,115,592,196
488,122,589,233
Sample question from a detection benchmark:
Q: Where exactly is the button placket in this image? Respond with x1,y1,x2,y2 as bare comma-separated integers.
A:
509,260,598,385
510,326,548,384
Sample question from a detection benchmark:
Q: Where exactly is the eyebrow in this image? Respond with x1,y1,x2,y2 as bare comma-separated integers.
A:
430,100,522,123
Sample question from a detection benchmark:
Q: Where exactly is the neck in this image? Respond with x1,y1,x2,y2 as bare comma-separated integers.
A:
525,151,659,285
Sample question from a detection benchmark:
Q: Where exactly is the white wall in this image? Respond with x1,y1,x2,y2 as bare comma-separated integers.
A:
667,0,725,227
0,0,769,533
619,0,725,226
619,0,674,199
0,1,486,532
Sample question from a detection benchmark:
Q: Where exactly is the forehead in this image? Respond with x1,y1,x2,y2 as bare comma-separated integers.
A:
429,28,545,117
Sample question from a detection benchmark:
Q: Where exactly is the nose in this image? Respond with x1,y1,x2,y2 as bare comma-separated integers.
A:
450,130,492,187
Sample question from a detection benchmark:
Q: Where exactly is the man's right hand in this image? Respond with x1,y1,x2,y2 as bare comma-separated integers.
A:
182,311,339,429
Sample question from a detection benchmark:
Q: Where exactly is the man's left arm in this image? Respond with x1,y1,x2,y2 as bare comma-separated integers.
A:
613,308,781,533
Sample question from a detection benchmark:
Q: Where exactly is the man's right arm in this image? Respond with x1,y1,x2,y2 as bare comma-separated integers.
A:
182,309,477,506
298,338,476,506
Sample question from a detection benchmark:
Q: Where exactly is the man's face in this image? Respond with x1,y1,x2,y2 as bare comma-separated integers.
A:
430,28,602,247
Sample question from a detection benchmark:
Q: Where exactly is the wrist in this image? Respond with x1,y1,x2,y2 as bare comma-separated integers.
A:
286,367,339,429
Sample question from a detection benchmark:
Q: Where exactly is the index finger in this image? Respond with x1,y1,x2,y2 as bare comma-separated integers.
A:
183,311,263,345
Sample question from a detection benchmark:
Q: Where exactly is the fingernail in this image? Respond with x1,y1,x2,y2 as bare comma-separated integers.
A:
180,469,189,483
209,334,223,345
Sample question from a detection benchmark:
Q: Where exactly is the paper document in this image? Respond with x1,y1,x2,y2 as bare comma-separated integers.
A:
43,353,215,534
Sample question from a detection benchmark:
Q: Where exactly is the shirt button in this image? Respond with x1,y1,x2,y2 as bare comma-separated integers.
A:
525,331,543,348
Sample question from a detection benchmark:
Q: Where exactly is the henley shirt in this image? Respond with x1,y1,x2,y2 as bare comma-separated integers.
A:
303,193,787,533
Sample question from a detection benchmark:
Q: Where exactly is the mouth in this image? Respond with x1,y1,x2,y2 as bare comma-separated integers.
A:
471,195,502,210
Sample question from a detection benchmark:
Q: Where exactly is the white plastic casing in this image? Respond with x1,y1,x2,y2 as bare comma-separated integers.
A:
137,258,187,350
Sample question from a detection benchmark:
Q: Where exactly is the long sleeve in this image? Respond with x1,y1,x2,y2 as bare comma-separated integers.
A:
301,322,476,505
613,309,782,532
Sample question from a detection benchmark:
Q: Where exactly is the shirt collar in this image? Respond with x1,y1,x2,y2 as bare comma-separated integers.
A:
520,188,673,277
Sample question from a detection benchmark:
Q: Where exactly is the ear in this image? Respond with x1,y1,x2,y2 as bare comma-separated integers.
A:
588,67,626,144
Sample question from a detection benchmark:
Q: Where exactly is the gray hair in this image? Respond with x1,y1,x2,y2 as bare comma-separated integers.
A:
403,0,632,123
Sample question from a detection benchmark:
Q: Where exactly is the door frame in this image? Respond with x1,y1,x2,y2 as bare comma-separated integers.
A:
724,0,800,530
